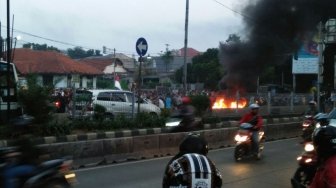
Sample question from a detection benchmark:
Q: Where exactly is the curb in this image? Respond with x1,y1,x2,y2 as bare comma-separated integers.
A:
0,116,302,147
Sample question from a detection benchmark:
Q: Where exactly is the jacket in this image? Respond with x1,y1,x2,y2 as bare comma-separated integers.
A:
310,155,336,188
239,112,263,130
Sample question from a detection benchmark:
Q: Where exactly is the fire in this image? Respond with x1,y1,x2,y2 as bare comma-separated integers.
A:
212,97,247,109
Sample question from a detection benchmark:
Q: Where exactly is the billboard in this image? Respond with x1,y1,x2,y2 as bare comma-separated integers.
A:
292,38,319,74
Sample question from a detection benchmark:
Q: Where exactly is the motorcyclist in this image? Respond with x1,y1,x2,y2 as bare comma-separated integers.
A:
162,133,222,188
2,135,45,188
305,100,318,116
239,103,263,158
170,96,196,132
309,125,336,188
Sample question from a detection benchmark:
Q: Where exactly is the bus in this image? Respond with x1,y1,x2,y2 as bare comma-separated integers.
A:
0,60,20,122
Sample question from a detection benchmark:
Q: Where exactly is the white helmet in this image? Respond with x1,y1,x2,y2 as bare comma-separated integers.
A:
249,103,260,109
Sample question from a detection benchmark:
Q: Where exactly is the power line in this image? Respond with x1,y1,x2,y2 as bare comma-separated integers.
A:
211,0,257,23
0,25,147,57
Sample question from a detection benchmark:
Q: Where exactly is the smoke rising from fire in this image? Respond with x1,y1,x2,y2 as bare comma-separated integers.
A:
219,0,336,92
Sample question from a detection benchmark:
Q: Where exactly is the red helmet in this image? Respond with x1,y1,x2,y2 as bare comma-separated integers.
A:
181,96,191,105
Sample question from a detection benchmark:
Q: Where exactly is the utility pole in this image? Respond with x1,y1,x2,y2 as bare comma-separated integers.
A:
183,0,189,94
113,48,116,79
6,0,11,121
317,21,325,112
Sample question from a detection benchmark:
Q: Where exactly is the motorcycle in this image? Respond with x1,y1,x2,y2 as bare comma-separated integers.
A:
234,123,265,161
166,112,201,133
0,150,77,188
301,115,315,142
0,115,77,188
291,142,317,188
301,113,328,143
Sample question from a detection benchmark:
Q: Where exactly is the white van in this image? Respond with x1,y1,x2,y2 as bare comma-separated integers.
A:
88,89,161,118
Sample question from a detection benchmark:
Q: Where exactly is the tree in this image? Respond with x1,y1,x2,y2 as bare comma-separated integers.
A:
22,43,60,52
67,47,102,59
174,48,224,90
17,74,54,124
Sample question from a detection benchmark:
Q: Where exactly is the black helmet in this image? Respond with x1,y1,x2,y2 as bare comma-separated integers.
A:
179,133,208,155
313,125,336,159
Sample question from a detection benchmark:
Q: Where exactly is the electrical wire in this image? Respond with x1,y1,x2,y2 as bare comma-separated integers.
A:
211,0,256,22
0,25,143,57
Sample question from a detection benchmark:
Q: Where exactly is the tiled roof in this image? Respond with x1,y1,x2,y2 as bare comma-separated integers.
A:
13,48,102,75
79,53,136,72
178,47,201,58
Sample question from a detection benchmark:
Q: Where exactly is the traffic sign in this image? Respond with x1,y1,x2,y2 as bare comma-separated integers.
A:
136,37,148,56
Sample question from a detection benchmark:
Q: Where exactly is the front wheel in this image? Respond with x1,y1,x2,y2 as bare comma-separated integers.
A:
234,144,246,162
291,166,313,188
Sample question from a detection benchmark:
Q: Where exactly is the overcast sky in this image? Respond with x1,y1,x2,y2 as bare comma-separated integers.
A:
0,0,247,57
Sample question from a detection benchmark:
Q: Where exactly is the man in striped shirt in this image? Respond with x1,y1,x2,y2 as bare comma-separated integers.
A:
163,134,222,188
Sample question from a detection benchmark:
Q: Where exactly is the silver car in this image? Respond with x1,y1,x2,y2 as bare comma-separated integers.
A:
89,89,161,118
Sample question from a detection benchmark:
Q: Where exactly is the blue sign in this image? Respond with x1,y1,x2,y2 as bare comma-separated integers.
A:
136,37,148,56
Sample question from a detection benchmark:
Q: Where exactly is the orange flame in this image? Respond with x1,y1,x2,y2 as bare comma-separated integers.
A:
212,97,247,109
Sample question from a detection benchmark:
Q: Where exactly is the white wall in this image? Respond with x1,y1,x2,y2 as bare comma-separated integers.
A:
53,75,67,88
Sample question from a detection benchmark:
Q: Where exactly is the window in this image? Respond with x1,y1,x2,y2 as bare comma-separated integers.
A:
111,93,126,102
97,92,111,101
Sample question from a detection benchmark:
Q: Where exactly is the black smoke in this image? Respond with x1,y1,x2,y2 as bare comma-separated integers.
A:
219,0,336,92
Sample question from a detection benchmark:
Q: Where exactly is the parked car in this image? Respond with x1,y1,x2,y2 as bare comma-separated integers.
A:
89,89,161,119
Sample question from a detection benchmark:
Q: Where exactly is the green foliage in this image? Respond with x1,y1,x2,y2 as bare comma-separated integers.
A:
17,74,54,124
96,77,115,89
134,112,165,128
67,47,101,59
160,108,171,118
190,95,210,116
174,48,224,90
37,121,72,137
22,43,60,52
93,104,107,121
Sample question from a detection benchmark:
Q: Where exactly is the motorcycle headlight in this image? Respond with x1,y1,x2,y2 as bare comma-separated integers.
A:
304,143,315,152
235,134,248,142
305,158,313,163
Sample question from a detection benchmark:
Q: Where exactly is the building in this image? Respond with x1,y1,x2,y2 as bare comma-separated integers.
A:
12,48,102,89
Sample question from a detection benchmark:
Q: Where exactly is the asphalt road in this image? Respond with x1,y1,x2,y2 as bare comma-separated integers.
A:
74,138,302,188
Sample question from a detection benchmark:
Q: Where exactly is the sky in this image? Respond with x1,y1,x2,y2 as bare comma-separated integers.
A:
0,0,247,57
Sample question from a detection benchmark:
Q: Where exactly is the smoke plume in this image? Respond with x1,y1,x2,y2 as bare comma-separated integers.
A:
219,0,336,92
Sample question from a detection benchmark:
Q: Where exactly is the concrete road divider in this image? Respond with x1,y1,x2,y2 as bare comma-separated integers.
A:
0,117,302,168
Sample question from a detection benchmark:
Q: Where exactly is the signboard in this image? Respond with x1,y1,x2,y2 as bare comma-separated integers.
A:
292,39,319,74
136,37,148,56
